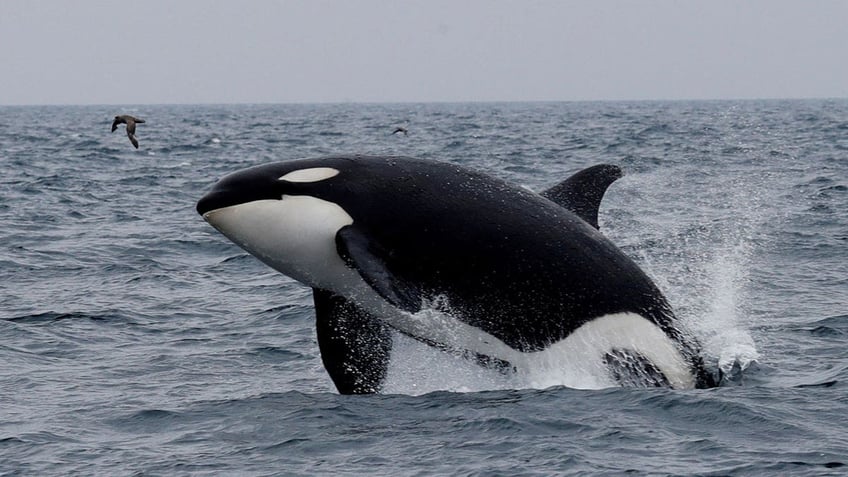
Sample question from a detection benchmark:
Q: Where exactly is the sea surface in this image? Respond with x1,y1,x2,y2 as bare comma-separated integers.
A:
1,100,846,476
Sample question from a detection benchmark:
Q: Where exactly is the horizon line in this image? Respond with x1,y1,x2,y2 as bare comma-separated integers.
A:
1,95,846,108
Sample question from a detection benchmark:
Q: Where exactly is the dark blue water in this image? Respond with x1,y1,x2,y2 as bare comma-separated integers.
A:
1,101,846,475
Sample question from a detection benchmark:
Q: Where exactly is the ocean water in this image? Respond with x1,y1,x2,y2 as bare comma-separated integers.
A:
1,100,846,476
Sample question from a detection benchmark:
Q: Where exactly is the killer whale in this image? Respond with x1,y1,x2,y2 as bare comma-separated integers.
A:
197,155,715,393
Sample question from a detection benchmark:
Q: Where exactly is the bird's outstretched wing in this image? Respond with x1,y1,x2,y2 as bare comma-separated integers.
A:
112,115,143,148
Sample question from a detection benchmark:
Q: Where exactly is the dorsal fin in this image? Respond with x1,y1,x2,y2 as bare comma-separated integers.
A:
540,164,624,229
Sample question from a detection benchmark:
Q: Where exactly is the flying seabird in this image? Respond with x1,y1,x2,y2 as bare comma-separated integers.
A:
111,115,145,149
392,126,408,136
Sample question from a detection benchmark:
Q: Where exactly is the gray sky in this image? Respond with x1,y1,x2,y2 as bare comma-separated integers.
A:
2,1,846,105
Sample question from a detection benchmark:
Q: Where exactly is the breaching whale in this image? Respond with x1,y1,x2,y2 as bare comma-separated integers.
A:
197,155,715,393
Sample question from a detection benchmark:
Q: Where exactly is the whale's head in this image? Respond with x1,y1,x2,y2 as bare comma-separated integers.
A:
197,160,355,290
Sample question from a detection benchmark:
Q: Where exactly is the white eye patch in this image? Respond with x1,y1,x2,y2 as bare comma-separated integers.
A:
278,167,340,183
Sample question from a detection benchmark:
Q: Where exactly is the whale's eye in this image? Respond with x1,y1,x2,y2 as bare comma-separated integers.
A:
278,167,340,183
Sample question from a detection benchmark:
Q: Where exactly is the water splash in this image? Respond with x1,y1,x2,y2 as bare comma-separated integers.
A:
381,302,696,394
381,333,618,395
688,241,760,376
381,334,516,395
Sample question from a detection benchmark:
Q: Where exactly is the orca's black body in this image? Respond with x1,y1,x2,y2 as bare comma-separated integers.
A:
198,156,715,393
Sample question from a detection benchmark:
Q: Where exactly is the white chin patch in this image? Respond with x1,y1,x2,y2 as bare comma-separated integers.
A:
202,196,358,291
278,167,340,183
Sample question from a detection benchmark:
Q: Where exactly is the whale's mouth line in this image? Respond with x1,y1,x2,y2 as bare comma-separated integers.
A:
201,207,231,227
